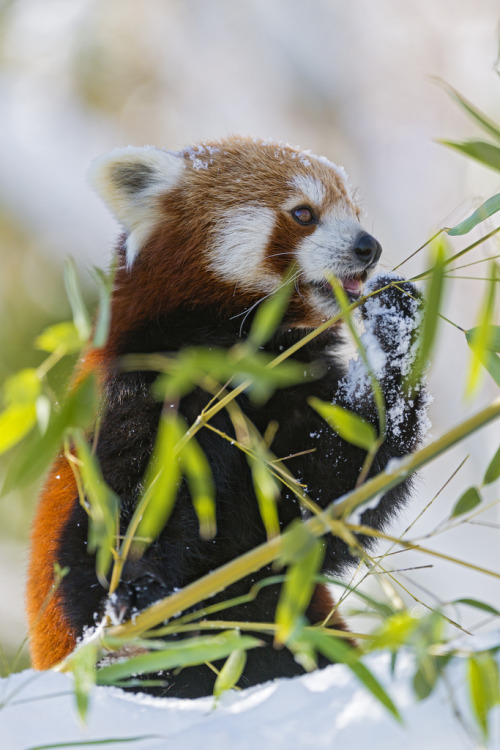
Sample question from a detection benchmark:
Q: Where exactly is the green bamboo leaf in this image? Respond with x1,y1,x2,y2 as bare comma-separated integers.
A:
249,455,281,539
309,397,377,451
2,374,97,493
476,351,500,387
439,139,500,172
328,274,386,438
90,265,115,348
280,519,319,565
64,257,92,341
0,403,37,455
437,81,500,143
413,661,439,701
249,265,297,347
71,640,99,722
484,445,500,485
467,653,500,738
181,434,216,540
27,738,161,749
304,629,402,722
369,612,419,652
448,194,500,236
132,414,184,555
450,487,482,518
213,648,247,697
466,263,497,394
97,632,261,685
453,598,500,616
406,238,446,393
3,368,41,405
466,326,500,352
35,321,83,354
275,539,324,644
73,430,119,582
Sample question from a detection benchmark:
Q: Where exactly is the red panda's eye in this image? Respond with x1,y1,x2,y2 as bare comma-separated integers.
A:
291,206,315,225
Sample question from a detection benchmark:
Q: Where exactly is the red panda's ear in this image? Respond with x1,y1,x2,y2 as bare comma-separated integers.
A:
88,146,185,266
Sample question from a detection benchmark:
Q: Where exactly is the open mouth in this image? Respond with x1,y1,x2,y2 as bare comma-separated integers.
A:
309,272,367,300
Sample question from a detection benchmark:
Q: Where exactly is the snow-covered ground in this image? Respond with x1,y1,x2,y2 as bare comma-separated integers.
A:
1,649,498,750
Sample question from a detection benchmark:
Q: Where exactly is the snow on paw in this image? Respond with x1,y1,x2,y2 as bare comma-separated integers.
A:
361,273,423,357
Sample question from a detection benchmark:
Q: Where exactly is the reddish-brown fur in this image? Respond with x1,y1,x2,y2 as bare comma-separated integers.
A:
26,454,78,668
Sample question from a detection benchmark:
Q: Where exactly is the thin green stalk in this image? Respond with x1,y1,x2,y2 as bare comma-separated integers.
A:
411,226,500,282
36,344,68,380
446,253,500,273
346,522,500,580
392,229,446,272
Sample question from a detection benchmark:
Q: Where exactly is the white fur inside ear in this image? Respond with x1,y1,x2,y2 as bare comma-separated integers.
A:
88,146,185,266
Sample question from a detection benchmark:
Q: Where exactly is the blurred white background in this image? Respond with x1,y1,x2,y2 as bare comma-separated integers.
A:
0,0,498,668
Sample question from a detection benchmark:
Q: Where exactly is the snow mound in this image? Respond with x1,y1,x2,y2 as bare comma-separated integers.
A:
1,647,498,750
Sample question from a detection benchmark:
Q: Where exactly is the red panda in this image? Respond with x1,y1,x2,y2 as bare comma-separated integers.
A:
26,137,427,697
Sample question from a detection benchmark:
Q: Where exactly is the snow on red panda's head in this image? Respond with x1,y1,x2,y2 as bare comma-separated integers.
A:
89,136,382,332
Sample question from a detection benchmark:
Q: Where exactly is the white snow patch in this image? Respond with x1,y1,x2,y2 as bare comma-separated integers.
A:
2,642,498,750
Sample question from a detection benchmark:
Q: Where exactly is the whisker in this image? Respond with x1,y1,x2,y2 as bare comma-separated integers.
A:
229,271,301,337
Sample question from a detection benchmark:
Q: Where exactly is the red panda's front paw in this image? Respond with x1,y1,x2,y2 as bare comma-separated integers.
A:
105,572,170,625
360,273,423,356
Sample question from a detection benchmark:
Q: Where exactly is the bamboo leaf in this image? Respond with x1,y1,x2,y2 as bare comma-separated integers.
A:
437,81,500,143
73,430,119,582
478,352,500,387
275,539,324,644
450,487,481,518
90,265,115,348
467,654,500,738
368,612,419,652
280,519,319,565
309,398,377,451
97,632,261,685
0,403,37,455
249,265,297,347
413,661,439,701
3,368,41,405
132,414,184,555
213,648,247,697
406,238,446,392
27,737,161,749
304,629,402,722
71,640,99,722
2,374,97,493
328,275,386,437
249,455,281,539
484,445,500,485
453,598,500,616
181,435,216,540
35,321,83,354
439,139,500,172
448,194,500,236
466,325,500,352
465,263,497,394
64,257,92,341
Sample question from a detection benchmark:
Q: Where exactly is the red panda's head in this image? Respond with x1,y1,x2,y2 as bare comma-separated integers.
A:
89,137,382,334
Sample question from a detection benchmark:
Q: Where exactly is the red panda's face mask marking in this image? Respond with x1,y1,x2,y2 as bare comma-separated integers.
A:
89,137,382,326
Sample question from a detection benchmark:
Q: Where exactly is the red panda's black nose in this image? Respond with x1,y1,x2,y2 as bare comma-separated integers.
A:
354,233,382,266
